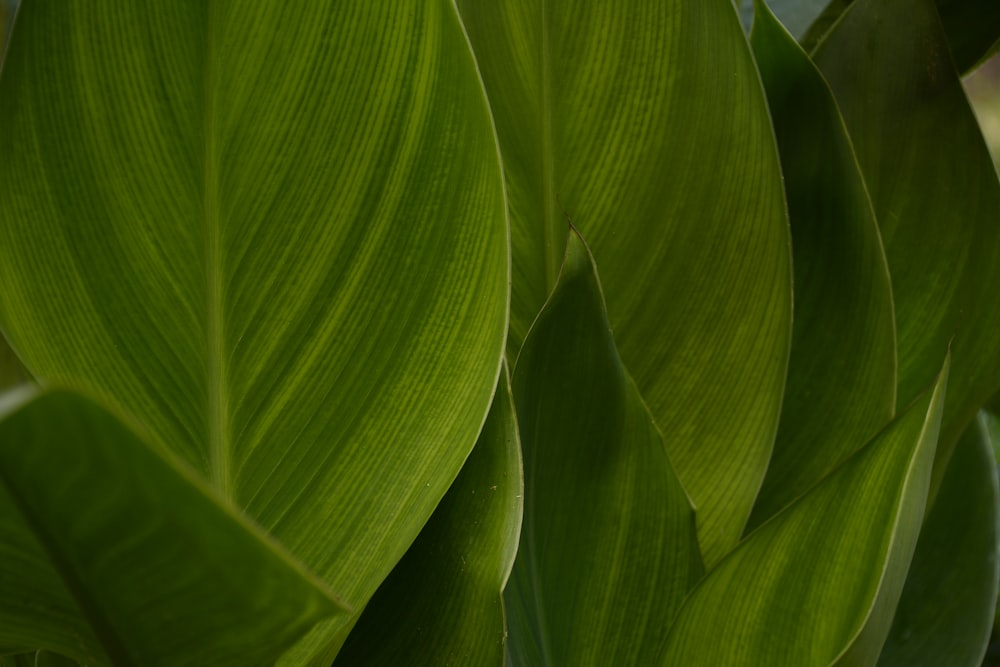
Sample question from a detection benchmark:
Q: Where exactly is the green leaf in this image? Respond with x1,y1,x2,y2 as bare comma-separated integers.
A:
0,655,36,667
813,0,1000,493
0,336,28,390
33,653,79,667
802,0,1000,73
877,413,1000,667
335,365,523,666
0,387,344,666
0,1,507,658
660,357,949,665
458,0,791,567
506,229,703,665
745,0,895,528
738,0,830,37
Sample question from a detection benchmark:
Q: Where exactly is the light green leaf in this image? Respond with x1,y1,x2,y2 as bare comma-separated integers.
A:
660,357,949,665
507,229,703,665
877,413,1000,667
0,387,344,666
813,0,1000,494
458,0,791,567
0,1,507,658
335,365,523,666
745,0,895,528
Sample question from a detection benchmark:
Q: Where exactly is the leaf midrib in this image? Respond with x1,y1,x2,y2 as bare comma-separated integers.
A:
539,0,561,291
203,6,230,500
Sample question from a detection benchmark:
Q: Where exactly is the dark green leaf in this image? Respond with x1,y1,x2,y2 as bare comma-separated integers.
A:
746,0,895,527
507,229,702,664
803,0,1000,72
0,387,344,666
877,413,1000,667
335,366,523,666
814,0,1000,496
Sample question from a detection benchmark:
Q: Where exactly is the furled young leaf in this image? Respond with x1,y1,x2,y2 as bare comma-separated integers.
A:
877,413,1000,667
802,0,1000,73
507,229,703,665
813,0,1000,492
0,2,507,659
458,0,791,567
745,0,895,528
660,357,949,665
335,365,523,666
0,387,344,666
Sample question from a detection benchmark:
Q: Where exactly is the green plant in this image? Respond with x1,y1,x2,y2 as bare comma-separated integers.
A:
0,0,998,665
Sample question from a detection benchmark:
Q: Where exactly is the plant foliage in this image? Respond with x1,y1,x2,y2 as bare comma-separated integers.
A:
1,0,998,665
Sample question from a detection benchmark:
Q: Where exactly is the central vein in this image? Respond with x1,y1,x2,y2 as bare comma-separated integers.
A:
540,0,561,290
204,7,230,500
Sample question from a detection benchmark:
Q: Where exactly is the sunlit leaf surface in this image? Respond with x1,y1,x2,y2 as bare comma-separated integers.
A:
458,0,791,567
660,358,949,665
0,2,508,660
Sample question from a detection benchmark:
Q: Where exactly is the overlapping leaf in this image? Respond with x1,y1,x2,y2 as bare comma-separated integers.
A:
506,230,702,665
877,413,999,666
0,387,344,666
458,0,791,566
745,0,895,527
802,0,1000,72
813,0,1000,492
335,367,522,666
660,358,949,665
0,2,508,661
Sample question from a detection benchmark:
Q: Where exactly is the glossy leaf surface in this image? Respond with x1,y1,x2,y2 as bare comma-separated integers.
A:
0,388,343,666
877,413,1000,667
458,0,791,567
746,0,895,527
814,0,1000,486
507,230,702,665
661,359,949,665
0,2,507,657
336,367,523,666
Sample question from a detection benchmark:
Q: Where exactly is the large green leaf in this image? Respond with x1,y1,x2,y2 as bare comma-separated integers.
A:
877,413,1000,666
660,357,949,665
0,387,344,666
745,0,895,528
458,0,791,567
802,0,1000,73
0,1,507,659
506,229,702,665
335,366,523,666
813,0,1000,492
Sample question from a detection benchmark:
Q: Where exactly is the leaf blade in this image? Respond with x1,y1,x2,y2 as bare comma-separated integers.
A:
507,229,703,665
0,387,344,667
661,358,949,665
